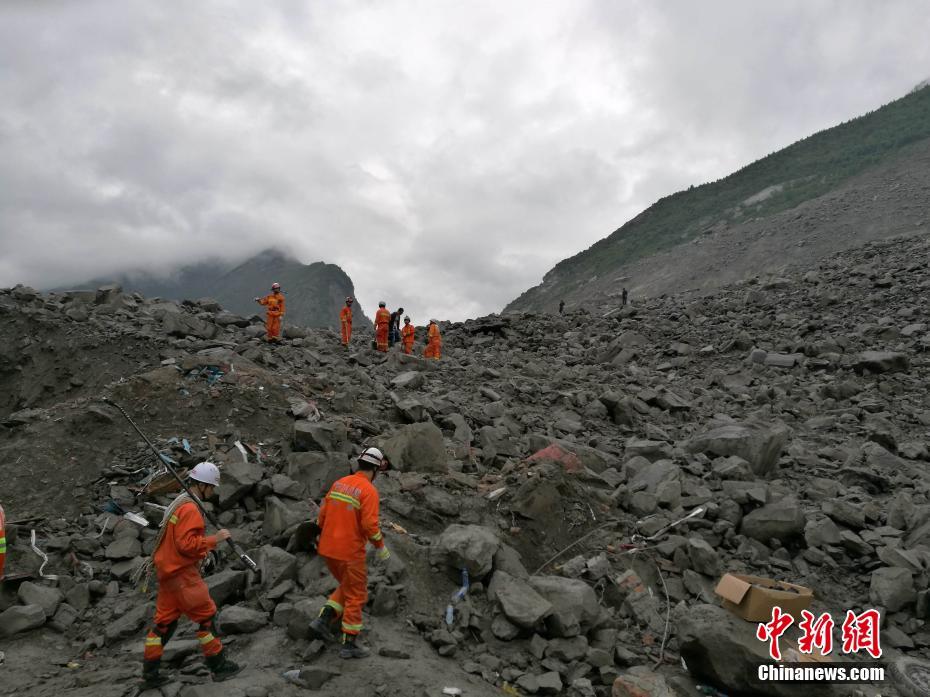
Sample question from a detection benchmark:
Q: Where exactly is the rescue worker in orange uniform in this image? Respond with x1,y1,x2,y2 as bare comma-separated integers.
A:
255,282,285,342
424,319,442,360
141,463,241,688
400,316,415,355
374,301,390,353
340,297,354,347
0,503,7,581
308,447,391,658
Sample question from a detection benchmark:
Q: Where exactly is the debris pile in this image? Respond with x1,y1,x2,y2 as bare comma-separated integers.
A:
1,233,930,696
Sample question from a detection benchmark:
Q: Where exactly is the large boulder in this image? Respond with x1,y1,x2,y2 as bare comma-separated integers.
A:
740,499,806,543
263,496,313,538
488,570,553,629
105,536,142,560
17,582,63,617
161,312,218,339
528,576,600,638
679,603,838,697
205,569,248,606
258,545,297,590
216,457,263,509
218,605,268,634
687,419,789,476
431,524,500,578
0,605,46,637
287,452,347,499
105,603,153,643
870,567,915,611
381,422,447,473
293,420,348,453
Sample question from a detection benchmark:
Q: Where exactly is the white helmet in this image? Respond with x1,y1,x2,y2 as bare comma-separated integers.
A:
189,461,221,486
357,447,385,470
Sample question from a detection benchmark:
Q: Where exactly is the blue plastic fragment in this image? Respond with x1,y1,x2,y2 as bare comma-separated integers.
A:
182,438,191,454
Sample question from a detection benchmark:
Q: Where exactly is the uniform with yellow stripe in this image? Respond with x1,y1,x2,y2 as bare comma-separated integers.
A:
317,471,386,636
142,500,222,666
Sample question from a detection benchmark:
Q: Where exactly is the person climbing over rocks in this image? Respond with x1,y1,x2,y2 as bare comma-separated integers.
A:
424,318,442,360
309,447,391,658
389,306,404,346
374,301,390,352
340,296,354,347
401,315,415,354
255,282,285,342
139,463,242,688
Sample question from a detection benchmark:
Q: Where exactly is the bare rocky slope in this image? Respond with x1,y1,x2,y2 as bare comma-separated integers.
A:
2,232,930,697
507,85,930,315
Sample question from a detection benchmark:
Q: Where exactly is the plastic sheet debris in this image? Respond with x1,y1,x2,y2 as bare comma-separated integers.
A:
182,438,191,454
31,529,59,580
123,511,150,528
234,441,249,463
486,487,507,501
442,689,462,696
444,568,470,626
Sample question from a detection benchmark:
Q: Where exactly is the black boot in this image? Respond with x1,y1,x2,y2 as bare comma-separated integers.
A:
205,650,242,682
308,605,338,643
339,633,371,659
141,659,171,689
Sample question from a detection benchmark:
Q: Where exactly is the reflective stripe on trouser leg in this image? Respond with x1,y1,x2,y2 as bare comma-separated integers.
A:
143,621,177,662
325,599,344,616
339,560,368,636
197,619,223,657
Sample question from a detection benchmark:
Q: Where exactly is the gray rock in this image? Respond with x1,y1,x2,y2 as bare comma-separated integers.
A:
431,524,500,578
679,603,835,697
258,545,297,590
855,351,909,374
528,575,600,637
687,537,722,577
296,666,341,689
488,570,553,628
105,602,153,643
381,422,447,473
17,582,63,617
216,457,263,509
263,495,313,538
218,605,268,634
293,420,348,453
205,569,248,606
287,452,347,499
105,535,142,560
545,635,588,661
391,371,425,389
740,498,805,543
65,583,91,613
491,613,521,640
536,671,563,695
687,419,789,476
869,567,915,611
50,603,80,631
0,604,46,637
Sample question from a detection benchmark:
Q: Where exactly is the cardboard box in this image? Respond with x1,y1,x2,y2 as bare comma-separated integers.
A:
714,573,813,622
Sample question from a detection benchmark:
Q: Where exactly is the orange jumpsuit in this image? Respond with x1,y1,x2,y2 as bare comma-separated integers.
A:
0,504,6,580
340,306,353,346
424,323,442,359
143,501,222,663
317,473,385,636
374,308,390,353
401,324,415,355
258,292,285,341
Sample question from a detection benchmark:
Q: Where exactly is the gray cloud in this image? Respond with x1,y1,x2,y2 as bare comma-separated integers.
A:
1,0,928,321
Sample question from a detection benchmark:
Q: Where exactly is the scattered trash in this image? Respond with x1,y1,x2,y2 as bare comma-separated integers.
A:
30,529,59,580
445,568,470,626
282,669,305,687
486,487,507,501
123,511,150,528
387,521,408,534
182,438,191,454
234,440,249,463
442,688,463,696
714,573,813,621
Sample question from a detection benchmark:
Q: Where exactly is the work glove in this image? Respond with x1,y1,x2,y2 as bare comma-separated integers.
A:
376,546,391,562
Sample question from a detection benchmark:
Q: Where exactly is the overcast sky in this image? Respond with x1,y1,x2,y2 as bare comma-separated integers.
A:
1,1,928,321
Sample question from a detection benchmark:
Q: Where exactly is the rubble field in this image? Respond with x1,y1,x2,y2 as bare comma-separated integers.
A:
1,232,930,697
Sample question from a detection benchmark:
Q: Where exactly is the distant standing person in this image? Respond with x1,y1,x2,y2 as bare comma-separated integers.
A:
621,287,628,307
559,300,565,315
424,319,442,360
388,307,404,346
401,316,415,354
255,282,285,342
340,297,354,348
0,503,6,580
374,302,390,352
